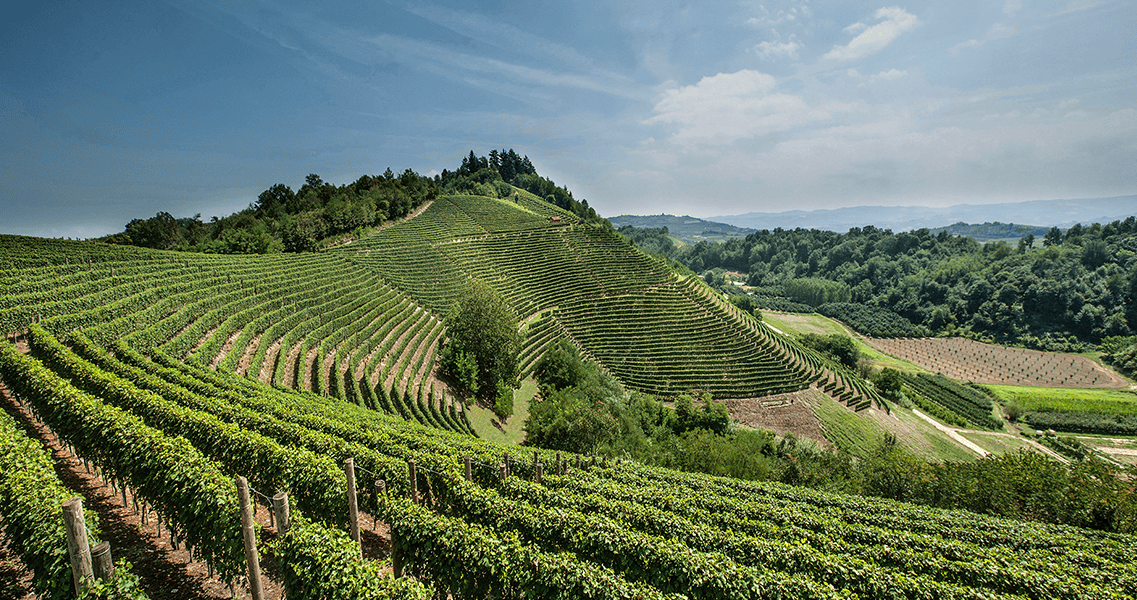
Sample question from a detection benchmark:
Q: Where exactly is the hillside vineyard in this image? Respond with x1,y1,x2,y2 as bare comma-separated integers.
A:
1,191,1135,598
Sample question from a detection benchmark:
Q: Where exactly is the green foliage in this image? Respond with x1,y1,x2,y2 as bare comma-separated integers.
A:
784,277,851,307
816,303,925,337
871,368,903,400
441,280,522,402
799,333,860,369
103,169,440,254
276,513,433,600
0,399,106,600
901,372,1002,429
77,561,148,600
618,215,1137,346
1024,411,1137,436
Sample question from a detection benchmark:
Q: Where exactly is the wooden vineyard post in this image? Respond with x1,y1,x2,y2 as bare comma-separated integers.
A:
236,477,265,600
464,455,472,481
407,459,418,504
556,452,562,476
62,497,93,594
535,462,543,484
373,480,386,530
504,454,511,478
345,458,360,549
499,463,507,481
92,541,114,582
273,493,290,535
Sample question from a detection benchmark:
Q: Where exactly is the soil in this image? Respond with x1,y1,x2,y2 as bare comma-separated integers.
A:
209,331,242,370
235,333,262,377
724,388,829,446
258,336,284,384
863,337,1129,388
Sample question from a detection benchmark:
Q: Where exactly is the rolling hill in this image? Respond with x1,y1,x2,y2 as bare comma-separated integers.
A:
1,189,1135,598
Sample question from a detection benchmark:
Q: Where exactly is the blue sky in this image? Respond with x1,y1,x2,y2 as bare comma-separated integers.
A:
2,0,1134,238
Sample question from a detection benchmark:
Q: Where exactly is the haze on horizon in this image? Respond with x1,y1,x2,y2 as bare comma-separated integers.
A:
2,0,1134,239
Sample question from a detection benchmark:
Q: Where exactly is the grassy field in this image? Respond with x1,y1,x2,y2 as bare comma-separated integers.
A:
762,311,921,372
811,392,885,458
985,384,1137,416
465,378,537,444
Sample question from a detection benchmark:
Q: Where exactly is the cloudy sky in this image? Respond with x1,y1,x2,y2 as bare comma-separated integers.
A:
2,0,1134,237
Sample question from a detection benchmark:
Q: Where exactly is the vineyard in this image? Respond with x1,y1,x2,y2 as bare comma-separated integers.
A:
865,336,1131,388
2,196,1136,597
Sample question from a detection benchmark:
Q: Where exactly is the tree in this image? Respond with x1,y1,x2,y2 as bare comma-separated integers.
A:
1043,227,1063,247
1017,233,1034,254
440,280,523,413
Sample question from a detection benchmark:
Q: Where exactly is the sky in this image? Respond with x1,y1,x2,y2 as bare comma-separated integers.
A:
1,0,1134,238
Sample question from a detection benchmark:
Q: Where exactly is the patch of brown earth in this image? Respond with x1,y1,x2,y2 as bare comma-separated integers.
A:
258,336,285,384
234,333,262,377
208,330,242,370
724,388,829,446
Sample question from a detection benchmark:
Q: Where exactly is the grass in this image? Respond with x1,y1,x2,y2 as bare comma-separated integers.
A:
465,378,538,445
985,384,1137,416
958,431,1033,456
763,311,921,372
812,393,885,458
878,406,980,462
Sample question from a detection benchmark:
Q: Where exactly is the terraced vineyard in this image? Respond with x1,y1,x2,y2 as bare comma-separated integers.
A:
2,215,1136,597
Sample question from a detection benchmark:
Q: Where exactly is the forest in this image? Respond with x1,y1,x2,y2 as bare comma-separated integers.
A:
619,218,1137,351
99,149,599,254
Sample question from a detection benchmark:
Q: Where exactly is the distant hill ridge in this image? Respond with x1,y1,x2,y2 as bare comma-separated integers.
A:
608,214,756,243
702,195,1136,233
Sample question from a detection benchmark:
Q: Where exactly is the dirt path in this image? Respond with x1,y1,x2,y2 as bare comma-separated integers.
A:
910,409,989,457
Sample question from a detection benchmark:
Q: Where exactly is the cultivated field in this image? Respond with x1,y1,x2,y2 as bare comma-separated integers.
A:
864,337,1130,388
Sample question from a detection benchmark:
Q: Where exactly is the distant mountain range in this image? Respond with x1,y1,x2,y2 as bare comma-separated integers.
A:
702,196,1136,234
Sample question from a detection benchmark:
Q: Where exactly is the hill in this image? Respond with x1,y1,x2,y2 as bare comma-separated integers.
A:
927,221,1053,243
607,214,756,242
1,191,1136,597
708,195,1137,233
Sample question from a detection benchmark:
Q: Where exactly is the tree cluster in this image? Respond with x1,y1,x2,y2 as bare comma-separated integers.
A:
440,281,522,420
103,169,440,253
437,150,604,223
620,217,1137,348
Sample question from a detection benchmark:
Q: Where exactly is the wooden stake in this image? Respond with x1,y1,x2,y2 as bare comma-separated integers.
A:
92,541,114,582
235,477,265,600
345,459,360,549
407,459,418,504
62,497,93,594
272,493,290,536
463,455,472,481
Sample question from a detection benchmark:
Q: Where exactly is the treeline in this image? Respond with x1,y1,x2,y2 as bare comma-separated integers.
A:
437,150,602,223
102,169,440,253
620,218,1137,349
101,148,602,254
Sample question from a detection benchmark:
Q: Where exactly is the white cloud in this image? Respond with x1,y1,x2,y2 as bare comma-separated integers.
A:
754,34,803,60
642,70,848,145
746,2,812,27
1003,0,1022,16
949,22,1017,55
870,68,908,82
823,7,920,61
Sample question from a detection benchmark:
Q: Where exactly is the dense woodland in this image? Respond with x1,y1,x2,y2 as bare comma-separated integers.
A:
620,218,1137,351
100,149,599,254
